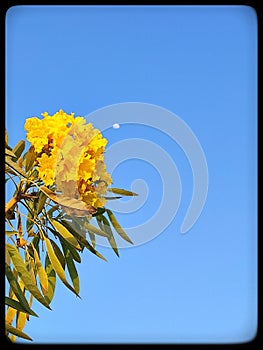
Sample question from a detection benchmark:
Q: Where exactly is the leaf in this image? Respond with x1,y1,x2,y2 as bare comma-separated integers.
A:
31,243,48,295
5,166,19,177
13,140,25,159
24,197,35,221
5,304,17,327
6,322,33,341
5,148,17,158
85,222,110,238
92,207,106,217
16,310,27,332
97,215,119,257
24,145,37,172
49,238,66,269
5,156,28,178
9,276,16,298
37,191,47,215
47,204,60,217
17,211,23,235
26,211,34,235
6,244,51,310
5,128,9,147
57,235,81,263
106,209,133,244
44,236,80,297
5,230,18,237
102,196,122,200
5,249,11,266
87,230,96,248
49,218,82,250
60,241,80,294
25,249,36,283
44,254,56,304
108,188,138,196
5,264,39,317
40,186,97,215
31,236,40,256
5,286,18,324
60,219,107,261
5,297,38,317
67,215,90,238
6,287,18,326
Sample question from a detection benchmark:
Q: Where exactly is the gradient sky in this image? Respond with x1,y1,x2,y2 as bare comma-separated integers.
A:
5,5,257,344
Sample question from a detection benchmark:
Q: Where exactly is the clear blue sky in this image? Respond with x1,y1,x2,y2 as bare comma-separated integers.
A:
5,5,257,344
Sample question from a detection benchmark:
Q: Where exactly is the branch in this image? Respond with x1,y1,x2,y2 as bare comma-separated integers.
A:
5,196,18,214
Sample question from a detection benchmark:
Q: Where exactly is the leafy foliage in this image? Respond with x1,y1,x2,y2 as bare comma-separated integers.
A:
5,128,136,342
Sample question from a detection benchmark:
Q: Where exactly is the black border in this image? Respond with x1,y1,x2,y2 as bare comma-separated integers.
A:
2,2,259,348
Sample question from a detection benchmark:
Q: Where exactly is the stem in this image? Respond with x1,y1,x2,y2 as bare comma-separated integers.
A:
5,196,18,214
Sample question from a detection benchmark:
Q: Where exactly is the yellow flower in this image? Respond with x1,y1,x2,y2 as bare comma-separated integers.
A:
37,153,56,186
24,109,112,209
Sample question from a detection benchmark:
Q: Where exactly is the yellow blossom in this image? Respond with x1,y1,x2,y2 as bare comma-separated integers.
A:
24,109,112,209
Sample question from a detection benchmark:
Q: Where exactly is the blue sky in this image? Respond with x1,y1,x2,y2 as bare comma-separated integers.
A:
5,5,257,344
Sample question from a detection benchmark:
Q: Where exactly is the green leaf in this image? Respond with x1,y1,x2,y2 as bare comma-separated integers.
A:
92,207,106,217
44,254,56,304
24,145,37,172
57,235,81,263
40,186,97,215
37,191,47,215
108,188,138,196
60,220,107,261
5,322,33,341
87,230,96,248
97,215,119,257
5,297,38,317
85,222,110,238
49,238,66,270
13,140,25,159
49,218,82,250
31,243,48,295
44,237,80,297
5,156,28,178
6,244,51,310
60,241,80,294
102,196,122,200
5,264,39,317
67,215,90,238
5,249,11,266
26,211,34,233
106,209,133,244
31,236,40,256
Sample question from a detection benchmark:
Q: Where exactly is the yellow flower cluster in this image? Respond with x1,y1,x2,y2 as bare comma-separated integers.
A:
24,109,112,208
